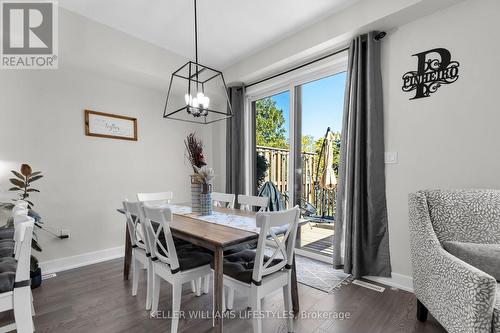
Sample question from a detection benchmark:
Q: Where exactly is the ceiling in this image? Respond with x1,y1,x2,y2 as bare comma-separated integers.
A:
59,0,358,69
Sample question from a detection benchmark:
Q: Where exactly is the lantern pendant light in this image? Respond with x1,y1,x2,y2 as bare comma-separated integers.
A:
163,0,233,124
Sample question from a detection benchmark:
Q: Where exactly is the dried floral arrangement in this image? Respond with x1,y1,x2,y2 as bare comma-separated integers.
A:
192,165,215,184
184,132,206,171
184,133,214,185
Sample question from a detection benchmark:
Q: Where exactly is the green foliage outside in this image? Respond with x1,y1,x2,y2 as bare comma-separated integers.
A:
255,98,288,149
255,97,342,184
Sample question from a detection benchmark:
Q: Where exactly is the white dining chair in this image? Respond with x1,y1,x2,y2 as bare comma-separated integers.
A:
136,192,201,296
222,206,300,333
123,201,153,310
141,206,212,333
237,194,269,212
11,202,36,319
212,192,235,209
137,192,173,206
0,217,35,333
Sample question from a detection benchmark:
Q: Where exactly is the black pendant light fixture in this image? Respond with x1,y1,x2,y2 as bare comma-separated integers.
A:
163,0,233,124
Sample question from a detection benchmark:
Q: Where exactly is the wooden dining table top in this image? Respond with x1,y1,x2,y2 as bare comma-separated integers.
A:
117,204,260,250
167,206,259,249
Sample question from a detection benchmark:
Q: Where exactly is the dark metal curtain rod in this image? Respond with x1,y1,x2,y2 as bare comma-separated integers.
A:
244,31,386,89
244,46,349,89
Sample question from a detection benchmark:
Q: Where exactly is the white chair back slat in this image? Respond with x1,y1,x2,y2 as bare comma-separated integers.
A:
12,206,28,217
142,206,180,272
123,201,147,251
137,192,173,206
136,192,174,260
212,192,235,209
14,219,34,282
252,206,300,283
13,200,28,209
238,194,268,212
12,209,31,259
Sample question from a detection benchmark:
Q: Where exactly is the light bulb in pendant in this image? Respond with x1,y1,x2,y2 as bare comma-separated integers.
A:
185,93,192,105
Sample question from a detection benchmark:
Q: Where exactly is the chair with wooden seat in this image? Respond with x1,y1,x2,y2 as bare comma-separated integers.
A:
221,206,300,333
123,201,153,310
141,206,213,333
237,194,268,212
212,192,235,209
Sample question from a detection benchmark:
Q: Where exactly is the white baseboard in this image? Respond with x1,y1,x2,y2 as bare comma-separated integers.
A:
364,273,414,293
39,246,125,275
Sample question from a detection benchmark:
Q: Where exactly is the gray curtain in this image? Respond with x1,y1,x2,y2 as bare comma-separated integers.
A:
333,32,392,278
226,85,247,196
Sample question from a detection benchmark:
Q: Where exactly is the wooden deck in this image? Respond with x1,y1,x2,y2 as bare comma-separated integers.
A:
296,222,334,257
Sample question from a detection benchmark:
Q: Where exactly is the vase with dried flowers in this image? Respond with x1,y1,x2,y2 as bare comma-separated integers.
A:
184,133,215,214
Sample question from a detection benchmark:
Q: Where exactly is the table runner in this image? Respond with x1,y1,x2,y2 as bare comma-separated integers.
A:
185,211,260,234
144,203,260,234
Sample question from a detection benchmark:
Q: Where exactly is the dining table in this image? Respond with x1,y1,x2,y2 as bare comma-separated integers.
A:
117,204,299,333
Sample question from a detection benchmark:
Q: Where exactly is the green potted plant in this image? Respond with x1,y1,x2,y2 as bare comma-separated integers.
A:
0,163,44,288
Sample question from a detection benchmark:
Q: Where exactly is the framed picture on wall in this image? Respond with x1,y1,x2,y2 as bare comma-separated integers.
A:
84,110,138,141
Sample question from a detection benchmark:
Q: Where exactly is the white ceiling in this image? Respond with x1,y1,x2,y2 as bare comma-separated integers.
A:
59,0,358,68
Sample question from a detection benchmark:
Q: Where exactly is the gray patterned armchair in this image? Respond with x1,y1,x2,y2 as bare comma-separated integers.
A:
409,189,500,333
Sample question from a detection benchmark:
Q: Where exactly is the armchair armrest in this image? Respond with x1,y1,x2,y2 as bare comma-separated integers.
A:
409,193,497,333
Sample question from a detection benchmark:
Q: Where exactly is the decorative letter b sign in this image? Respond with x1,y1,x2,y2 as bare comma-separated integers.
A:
402,48,459,100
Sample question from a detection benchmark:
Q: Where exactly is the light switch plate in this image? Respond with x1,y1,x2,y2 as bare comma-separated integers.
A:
384,152,398,164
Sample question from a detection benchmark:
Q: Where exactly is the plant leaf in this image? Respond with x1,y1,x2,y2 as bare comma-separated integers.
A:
27,188,40,192
8,187,21,191
28,175,43,182
30,171,42,177
9,178,25,187
11,170,25,180
26,200,34,208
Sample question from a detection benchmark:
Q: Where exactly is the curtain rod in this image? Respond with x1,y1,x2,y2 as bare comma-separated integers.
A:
244,46,349,89
244,31,387,89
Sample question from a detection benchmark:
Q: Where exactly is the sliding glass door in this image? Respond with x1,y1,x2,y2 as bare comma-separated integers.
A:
253,90,290,203
294,72,346,260
250,58,347,262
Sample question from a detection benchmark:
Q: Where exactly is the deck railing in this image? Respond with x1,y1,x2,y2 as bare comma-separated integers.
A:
257,145,336,218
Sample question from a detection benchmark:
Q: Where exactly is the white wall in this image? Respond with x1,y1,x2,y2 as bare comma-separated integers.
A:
222,0,499,285
0,9,213,264
382,0,500,276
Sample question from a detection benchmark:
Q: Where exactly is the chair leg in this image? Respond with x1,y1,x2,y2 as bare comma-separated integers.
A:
145,262,153,310
251,296,262,333
131,257,139,296
222,287,226,312
203,274,210,294
190,280,196,294
13,286,34,333
417,299,428,322
283,283,293,332
227,287,234,311
195,277,202,297
30,290,35,315
151,274,161,313
171,284,182,333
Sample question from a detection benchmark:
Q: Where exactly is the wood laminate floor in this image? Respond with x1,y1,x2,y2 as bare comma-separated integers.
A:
3,259,446,333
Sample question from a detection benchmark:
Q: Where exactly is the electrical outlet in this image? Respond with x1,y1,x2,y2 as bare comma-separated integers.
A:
60,229,70,238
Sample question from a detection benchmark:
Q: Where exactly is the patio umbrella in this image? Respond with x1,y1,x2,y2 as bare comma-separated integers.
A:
320,131,337,190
